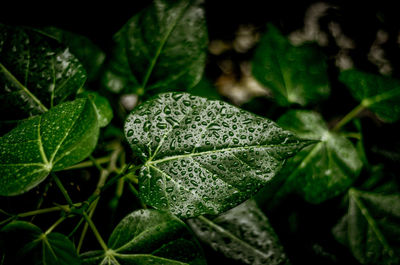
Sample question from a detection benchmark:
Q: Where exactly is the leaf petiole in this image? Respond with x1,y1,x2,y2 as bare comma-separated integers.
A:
52,173,74,206
82,211,108,251
333,103,365,131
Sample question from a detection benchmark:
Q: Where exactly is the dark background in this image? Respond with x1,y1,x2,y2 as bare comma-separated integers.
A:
1,1,400,265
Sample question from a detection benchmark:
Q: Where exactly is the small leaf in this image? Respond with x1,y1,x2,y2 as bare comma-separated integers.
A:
102,0,208,95
78,91,113,127
0,24,86,119
275,110,362,203
188,200,290,265
124,92,311,218
39,27,106,82
332,188,400,265
252,24,330,106
81,209,205,265
0,98,99,196
339,69,400,122
0,221,81,265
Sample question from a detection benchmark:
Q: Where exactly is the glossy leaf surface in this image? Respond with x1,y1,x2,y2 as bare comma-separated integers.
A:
81,209,205,265
103,0,207,95
188,200,290,265
0,98,99,196
252,24,330,106
340,69,400,122
39,27,106,81
0,24,86,119
332,189,400,265
275,110,362,203
0,221,81,265
78,91,113,127
124,92,310,218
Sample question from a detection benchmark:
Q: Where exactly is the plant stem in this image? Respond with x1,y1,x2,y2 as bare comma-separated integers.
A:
128,182,147,209
64,156,111,170
89,155,105,171
82,211,108,252
68,217,85,238
333,103,365,132
45,216,66,235
52,173,74,206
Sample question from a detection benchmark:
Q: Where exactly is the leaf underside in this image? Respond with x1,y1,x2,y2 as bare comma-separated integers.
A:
188,200,290,265
124,92,311,218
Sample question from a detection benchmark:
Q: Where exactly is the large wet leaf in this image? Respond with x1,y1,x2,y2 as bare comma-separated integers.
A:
0,98,99,196
188,200,290,265
339,69,400,123
274,110,362,204
0,221,81,265
102,0,207,95
0,24,86,119
124,92,311,218
252,24,330,106
39,27,105,82
332,188,400,265
81,209,205,265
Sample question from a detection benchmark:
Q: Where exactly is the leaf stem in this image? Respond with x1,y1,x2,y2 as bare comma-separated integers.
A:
128,182,147,209
82,211,108,251
52,173,74,206
45,216,66,235
89,155,105,171
63,156,111,170
333,103,365,131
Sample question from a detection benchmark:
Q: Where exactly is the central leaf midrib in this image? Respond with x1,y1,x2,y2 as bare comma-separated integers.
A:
0,62,48,112
148,142,301,166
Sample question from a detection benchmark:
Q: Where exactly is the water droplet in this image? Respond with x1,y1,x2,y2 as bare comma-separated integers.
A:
157,123,167,129
164,106,171,114
127,129,134,137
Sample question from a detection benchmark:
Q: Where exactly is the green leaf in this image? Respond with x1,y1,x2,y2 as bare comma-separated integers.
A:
78,91,113,127
339,69,400,123
188,200,290,265
0,98,99,196
0,24,86,119
38,27,106,82
252,24,330,106
332,188,400,265
275,110,362,203
124,92,311,218
81,209,205,265
102,0,208,95
0,221,81,265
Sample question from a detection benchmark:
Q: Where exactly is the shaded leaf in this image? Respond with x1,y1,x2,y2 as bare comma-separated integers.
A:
252,24,330,106
0,221,81,265
188,200,290,265
102,0,207,95
81,209,205,265
0,24,86,119
187,78,221,100
275,110,362,203
0,98,99,196
39,27,105,82
124,92,311,218
339,69,400,122
78,91,113,127
332,188,400,265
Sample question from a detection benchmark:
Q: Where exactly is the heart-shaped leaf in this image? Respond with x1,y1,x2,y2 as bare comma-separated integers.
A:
124,92,311,218
39,27,105,82
252,24,330,106
332,188,400,265
81,209,205,265
274,110,362,204
339,69,400,123
102,0,208,95
0,98,99,196
0,24,86,119
0,221,81,265
188,200,290,265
